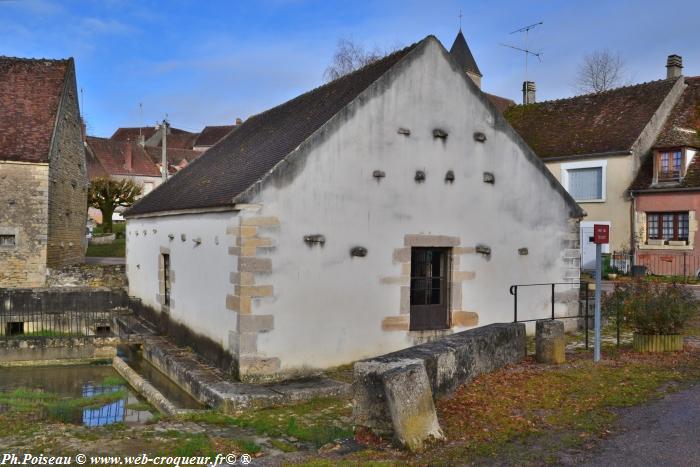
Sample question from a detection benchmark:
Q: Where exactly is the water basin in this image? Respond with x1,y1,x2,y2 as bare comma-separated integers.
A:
0,364,154,427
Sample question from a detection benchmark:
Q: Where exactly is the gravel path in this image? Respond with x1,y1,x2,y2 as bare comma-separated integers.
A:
581,383,700,466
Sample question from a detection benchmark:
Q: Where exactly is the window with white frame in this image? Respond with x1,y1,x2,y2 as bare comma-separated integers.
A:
561,160,606,202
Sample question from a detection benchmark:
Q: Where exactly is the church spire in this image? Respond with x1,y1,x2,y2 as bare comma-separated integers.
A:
449,29,482,88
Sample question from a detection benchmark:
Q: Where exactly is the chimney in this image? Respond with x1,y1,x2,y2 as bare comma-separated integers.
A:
666,54,683,79
522,81,536,105
235,118,243,125
124,143,132,171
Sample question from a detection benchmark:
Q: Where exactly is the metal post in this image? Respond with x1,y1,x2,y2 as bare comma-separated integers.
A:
513,286,518,323
551,283,555,320
585,282,589,350
595,243,602,362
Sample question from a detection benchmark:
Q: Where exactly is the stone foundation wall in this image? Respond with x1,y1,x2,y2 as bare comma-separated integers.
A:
0,337,118,365
46,264,127,288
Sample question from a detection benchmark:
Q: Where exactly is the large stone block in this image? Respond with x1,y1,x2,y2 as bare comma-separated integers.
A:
381,363,444,452
535,319,565,364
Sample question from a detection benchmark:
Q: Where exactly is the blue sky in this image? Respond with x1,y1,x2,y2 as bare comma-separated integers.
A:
2,0,699,137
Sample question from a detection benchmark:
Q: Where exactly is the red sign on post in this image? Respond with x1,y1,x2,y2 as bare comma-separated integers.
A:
593,224,609,244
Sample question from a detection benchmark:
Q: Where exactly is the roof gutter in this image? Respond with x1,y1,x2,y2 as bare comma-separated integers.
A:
542,150,632,163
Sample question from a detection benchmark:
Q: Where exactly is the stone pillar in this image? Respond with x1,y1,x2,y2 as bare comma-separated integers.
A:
535,319,565,364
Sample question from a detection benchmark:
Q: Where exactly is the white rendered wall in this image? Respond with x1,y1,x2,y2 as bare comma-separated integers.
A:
126,211,238,349
242,39,577,371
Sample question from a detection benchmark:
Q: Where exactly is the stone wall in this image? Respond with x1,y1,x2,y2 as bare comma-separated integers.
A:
45,264,127,288
353,322,526,435
0,337,118,365
0,161,49,287
46,60,88,268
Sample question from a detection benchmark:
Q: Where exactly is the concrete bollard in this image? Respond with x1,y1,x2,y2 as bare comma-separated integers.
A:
535,319,565,364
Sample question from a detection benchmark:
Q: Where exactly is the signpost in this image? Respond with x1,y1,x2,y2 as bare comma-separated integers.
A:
592,224,609,363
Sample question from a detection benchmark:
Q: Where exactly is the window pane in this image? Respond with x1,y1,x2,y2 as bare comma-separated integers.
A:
678,213,689,240
674,151,682,173
647,214,659,239
662,214,674,240
0,235,15,246
568,167,602,200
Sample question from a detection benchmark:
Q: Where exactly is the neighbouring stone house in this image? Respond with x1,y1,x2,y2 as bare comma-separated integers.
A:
124,35,584,382
505,56,688,270
0,57,87,287
85,136,201,224
628,75,700,275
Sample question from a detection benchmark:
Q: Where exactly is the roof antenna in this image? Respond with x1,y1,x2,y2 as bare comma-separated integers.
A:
500,21,543,81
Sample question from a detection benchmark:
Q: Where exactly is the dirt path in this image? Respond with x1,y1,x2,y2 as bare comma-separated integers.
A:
575,383,700,466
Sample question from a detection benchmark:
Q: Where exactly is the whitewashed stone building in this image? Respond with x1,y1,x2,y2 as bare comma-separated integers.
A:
125,35,584,382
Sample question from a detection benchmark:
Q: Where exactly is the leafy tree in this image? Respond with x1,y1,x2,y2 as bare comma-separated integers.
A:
575,49,627,94
88,177,142,233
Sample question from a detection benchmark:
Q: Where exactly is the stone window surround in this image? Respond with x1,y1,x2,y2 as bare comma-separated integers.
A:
560,159,607,203
0,227,19,250
381,234,479,335
156,246,175,312
636,210,697,251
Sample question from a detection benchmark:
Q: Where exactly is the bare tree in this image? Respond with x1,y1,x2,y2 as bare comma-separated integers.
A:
323,38,387,82
575,49,626,93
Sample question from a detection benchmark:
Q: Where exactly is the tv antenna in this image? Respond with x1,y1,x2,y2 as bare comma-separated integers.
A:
500,21,543,80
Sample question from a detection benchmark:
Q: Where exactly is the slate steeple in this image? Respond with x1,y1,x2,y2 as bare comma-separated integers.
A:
449,30,482,88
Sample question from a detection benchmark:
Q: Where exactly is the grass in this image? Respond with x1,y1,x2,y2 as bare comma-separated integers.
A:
86,239,125,257
179,396,353,448
87,223,126,257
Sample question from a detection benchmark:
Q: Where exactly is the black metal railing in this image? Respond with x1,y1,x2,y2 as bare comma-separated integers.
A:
509,281,619,349
0,308,137,341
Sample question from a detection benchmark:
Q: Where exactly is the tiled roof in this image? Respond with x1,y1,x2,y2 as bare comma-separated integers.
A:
654,77,700,149
143,146,201,172
111,127,158,142
86,136,160,178
111,126,198,149
0,57,70,163
630,77,700,191
126,40,420,216
484,93,515,113
449,30,481,77
193,125,237,147
504,79,679,159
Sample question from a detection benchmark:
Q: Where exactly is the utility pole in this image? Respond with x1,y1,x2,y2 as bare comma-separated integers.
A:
161,118,169,182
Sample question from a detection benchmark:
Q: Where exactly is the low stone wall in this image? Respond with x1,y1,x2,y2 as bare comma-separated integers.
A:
112,356,180,415
46,264,127,288
0,337,118,365
353,322,526,435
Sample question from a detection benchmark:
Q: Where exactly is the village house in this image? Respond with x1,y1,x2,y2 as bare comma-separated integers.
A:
85,135,201,223
124,34,583,382
192,123,240,152
629,75,700,276
505,56,687,270
112,120,242,153
0,57,87,287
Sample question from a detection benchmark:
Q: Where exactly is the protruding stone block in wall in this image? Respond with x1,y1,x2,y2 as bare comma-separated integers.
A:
381,363,444,452
535,319,565,364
